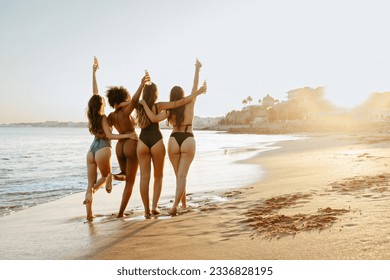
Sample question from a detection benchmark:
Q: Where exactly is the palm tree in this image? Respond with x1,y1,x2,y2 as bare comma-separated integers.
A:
242,99,248,107
247,96,253,106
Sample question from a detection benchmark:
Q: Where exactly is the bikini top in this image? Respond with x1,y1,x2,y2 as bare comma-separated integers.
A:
172,123,192,133
110,108,135,133
180,124,192,133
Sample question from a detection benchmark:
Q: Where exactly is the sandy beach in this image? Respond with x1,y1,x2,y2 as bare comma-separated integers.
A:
1,131,390,260
89,131,390,260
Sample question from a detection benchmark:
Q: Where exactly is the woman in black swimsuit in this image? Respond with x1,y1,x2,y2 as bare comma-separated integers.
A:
106,73,150,218
84,57,135,221
137,80,206,217
138,59,206,216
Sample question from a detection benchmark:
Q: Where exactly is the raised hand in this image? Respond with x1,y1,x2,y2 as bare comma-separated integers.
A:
199,80,207,94
93,56,99,72
195,58,202,70
141,73,151,87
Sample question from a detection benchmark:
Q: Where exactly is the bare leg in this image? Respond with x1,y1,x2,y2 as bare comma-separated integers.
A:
92,176,108,192
171,138,195,215
181,189,187,208
118,139,138,218
168,137,181,215
116,140,127,175
137,140,152,218
151,140,165,215
112,173,126,181
85,152,97,220
85,148,112,220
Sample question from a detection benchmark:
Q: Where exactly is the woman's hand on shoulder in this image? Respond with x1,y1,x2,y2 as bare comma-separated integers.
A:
138,100,147,107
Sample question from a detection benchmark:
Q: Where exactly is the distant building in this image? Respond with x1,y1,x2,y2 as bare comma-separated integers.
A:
287,87,325,103
261,94,278,108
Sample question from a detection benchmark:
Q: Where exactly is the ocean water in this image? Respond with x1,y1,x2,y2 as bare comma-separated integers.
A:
0,126,302,217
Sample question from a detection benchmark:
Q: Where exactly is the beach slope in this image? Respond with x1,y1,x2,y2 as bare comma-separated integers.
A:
90,132,390,260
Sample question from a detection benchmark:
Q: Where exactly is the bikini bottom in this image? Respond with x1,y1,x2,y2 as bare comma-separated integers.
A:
170,132,194,148
139,130,163,149
89,137,111,156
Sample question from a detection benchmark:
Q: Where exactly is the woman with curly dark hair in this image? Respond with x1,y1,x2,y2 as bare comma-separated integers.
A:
138,59,206,216
84,57,136,221
137,78,205,218
106,73,149,218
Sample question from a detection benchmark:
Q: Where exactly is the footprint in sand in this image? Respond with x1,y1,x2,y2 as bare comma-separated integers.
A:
343,223,358,228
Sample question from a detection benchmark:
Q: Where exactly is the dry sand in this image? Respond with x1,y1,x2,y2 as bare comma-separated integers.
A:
1,132,389,260
90,132,390,260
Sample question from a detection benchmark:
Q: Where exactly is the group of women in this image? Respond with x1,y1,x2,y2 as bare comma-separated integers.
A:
84,57,207,221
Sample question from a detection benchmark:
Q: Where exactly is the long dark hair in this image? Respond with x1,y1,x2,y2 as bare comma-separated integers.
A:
87,95,103,135
167,86,185,127
137,83,158,129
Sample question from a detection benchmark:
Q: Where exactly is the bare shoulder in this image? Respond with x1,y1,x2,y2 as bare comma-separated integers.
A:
106,113,114,125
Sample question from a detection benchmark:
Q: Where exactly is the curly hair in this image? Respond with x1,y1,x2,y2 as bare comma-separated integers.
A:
87,95,104,135
106,86,129,108
137,83,158,129
167,86,185,127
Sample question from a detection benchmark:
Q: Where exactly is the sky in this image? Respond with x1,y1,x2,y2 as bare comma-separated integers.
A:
1,0,390,124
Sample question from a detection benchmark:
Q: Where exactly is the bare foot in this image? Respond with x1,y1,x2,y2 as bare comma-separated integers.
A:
86,214,96,222
151,208,161,215
169,206,178,216
112,172,126,181
106,173,113,193
83,188,93,204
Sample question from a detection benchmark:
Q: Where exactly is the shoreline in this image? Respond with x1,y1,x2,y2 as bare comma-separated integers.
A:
1,131,389,259
90,131,390,260
0,134,281,260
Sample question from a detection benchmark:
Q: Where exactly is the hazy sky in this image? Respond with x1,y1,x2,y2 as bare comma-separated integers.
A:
1,0,390,123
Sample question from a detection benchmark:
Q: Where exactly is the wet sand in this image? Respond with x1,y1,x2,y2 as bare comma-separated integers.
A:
1,132,390,259
90,132,390,260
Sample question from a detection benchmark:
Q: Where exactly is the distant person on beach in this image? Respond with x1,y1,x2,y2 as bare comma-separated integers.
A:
106,72,150,218
138,59,206,215
84,57,137,221
137,75,207,218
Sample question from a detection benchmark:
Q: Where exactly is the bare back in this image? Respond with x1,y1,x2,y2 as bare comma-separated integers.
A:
170,100,196,133
108,109,135,134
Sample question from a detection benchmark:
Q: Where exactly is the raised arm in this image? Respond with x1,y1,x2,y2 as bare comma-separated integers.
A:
191,59,202,94
121,74,150,115
101,115,136,140
158,82,207,111
92,57,99,95
139,100,169,122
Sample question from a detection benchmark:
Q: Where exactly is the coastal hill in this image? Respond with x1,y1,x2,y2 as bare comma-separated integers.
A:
2,88,389,133
217,88,390,134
